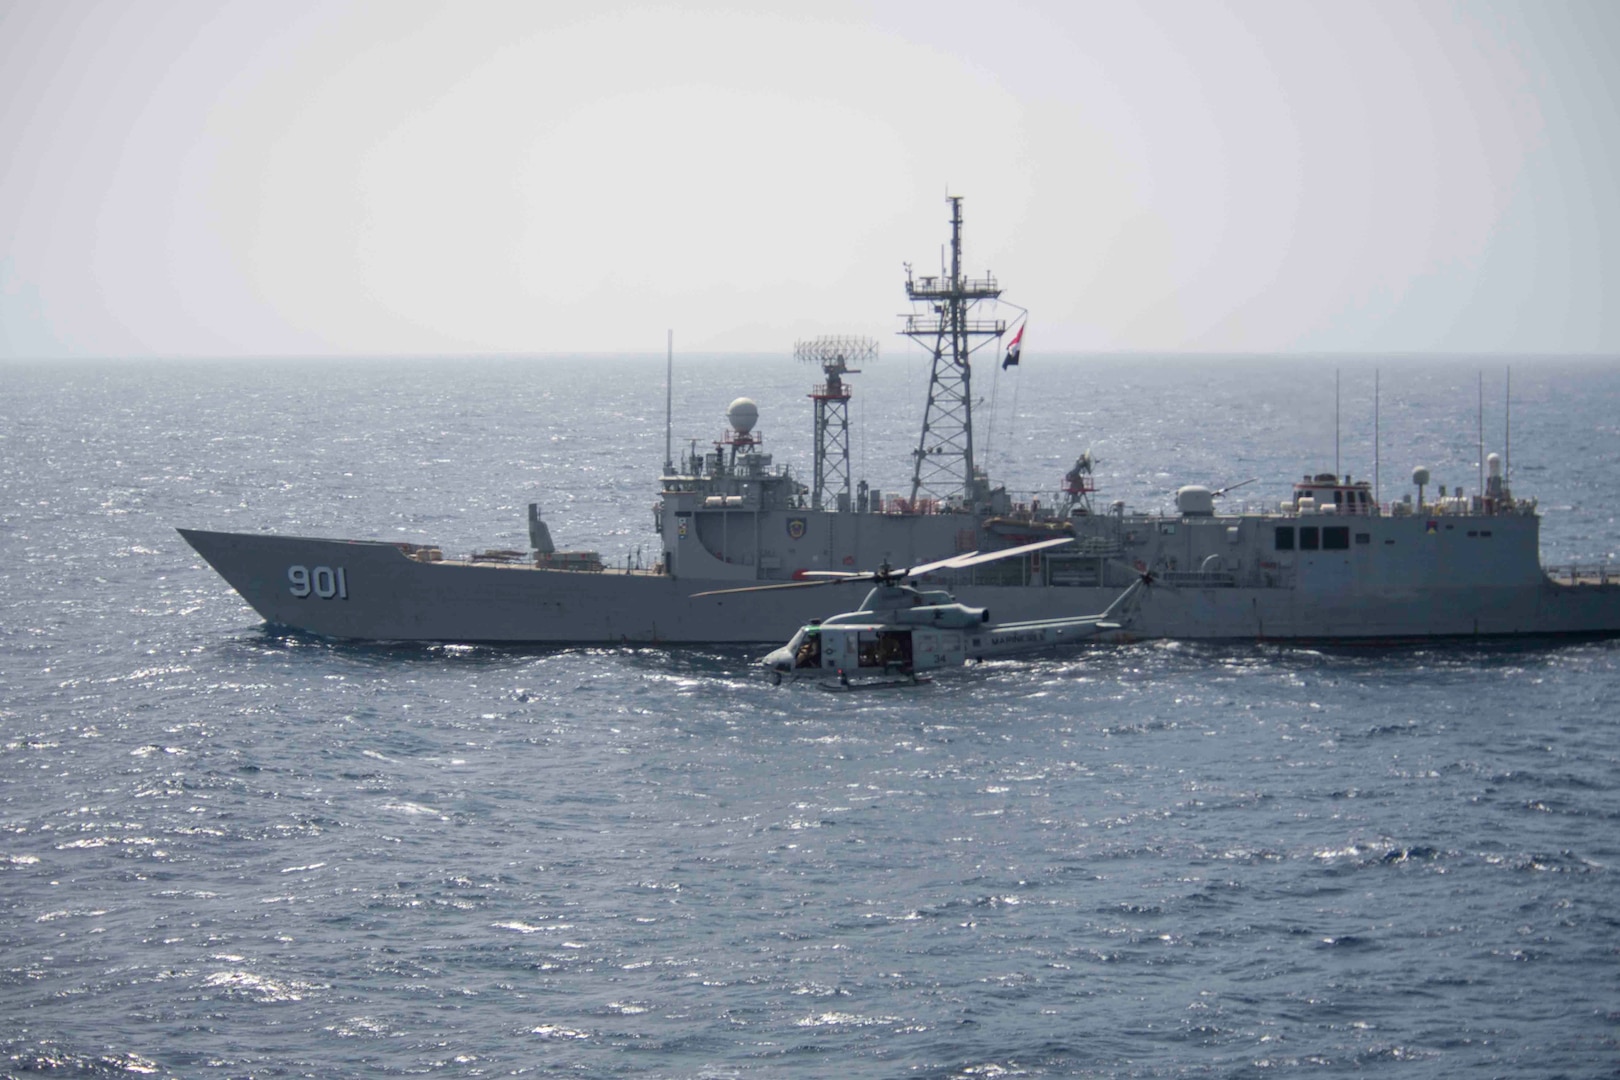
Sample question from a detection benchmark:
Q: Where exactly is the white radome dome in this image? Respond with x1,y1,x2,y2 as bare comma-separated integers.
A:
728,398,759,435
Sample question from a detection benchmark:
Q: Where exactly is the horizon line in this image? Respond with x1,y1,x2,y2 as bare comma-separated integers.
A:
5,349,1618,364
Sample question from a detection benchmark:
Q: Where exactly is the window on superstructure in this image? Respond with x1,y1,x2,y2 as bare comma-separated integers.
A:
1323,526,1350,550
1275,526,1295,551
1300,526,1319,551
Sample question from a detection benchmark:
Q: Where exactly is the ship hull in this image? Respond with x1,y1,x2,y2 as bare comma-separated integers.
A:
179,528,1620,645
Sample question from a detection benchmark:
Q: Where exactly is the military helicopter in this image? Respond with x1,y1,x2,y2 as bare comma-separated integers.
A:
694,537,1150,686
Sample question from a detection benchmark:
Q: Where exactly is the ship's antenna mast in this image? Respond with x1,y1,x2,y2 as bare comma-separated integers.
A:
664,329,674,475
1374,367,1380,506
903,196,1005,507
795,335,877,511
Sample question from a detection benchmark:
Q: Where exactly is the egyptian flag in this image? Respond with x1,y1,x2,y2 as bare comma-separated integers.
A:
1002,324,1024,370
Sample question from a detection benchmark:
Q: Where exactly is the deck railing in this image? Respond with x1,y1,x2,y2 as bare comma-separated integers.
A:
1546,564,1615,586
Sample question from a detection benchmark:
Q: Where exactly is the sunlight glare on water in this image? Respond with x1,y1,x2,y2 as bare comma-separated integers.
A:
1,356,1618,1077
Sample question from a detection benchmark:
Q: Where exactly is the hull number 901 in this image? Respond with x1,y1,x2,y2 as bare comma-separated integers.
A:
288,565,348,599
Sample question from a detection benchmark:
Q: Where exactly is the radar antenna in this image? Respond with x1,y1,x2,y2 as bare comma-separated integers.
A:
903,196,1005,508
795,335,877,512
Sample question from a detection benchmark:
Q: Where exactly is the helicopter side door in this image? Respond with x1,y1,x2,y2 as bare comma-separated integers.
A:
855,629,914,671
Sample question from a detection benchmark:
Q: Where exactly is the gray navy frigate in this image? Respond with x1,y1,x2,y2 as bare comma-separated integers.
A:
180,197,1620,644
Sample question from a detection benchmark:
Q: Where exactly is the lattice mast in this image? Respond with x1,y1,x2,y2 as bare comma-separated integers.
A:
795,335,877,511
904,196,1005,506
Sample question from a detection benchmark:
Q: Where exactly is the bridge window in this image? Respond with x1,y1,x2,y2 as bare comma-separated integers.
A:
1300,526,1319,551
1324,526,1350,550
1274,526,1295,551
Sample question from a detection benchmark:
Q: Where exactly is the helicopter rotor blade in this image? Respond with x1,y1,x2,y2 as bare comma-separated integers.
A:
697,536,1081,599
690,577,867,599
899,552,978,579
882,537,1077,583
930,535,1075,572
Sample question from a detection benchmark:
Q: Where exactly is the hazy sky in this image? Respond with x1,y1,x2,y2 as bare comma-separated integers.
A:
3,0,1616,359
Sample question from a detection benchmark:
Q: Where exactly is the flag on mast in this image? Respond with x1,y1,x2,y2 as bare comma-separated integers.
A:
1002,324,1024,370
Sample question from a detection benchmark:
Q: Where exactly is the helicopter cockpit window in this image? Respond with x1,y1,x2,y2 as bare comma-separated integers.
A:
793,628,822,669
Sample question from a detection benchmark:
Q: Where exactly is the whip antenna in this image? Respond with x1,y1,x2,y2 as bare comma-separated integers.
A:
664,330,674,475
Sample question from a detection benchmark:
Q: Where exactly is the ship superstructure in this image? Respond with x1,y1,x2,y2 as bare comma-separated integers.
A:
179,198,1620,644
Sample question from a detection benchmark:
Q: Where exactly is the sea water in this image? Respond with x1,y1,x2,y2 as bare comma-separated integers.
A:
2,355,1618,1077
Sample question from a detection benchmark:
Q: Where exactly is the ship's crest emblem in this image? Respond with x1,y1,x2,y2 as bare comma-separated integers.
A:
786,517,807,540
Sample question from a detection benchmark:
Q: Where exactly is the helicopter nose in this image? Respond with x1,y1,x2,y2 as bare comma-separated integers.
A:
761,647,794,673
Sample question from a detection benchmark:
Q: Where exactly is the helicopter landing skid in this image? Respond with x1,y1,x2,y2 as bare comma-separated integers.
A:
818,674,933,693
